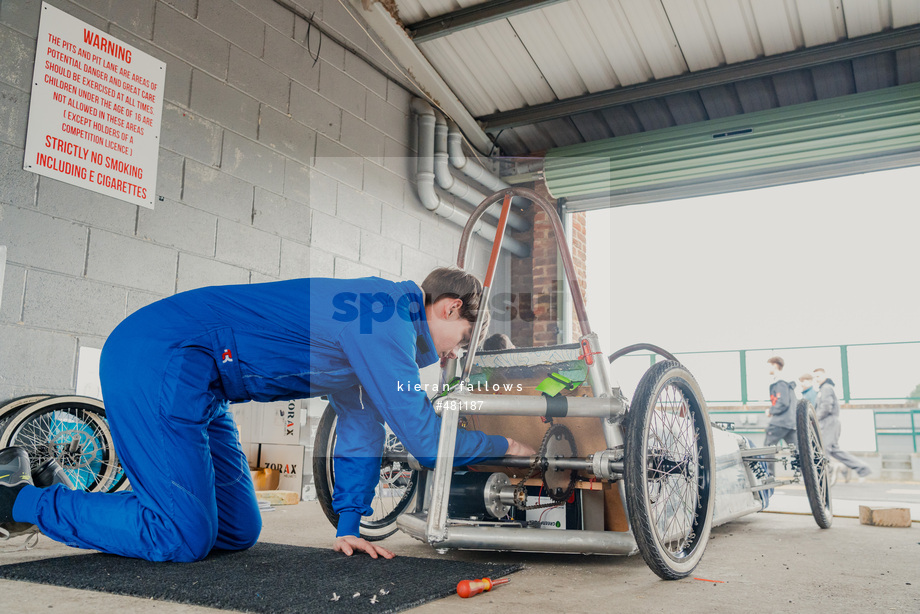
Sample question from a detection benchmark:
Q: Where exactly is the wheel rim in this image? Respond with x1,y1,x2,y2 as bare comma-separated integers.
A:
367,431,416,527
7,408,120,492
326,419,416,529
643,381,708,562
807,415,831,513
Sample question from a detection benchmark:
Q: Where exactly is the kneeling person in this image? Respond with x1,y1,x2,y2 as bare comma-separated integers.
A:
1,267,533,562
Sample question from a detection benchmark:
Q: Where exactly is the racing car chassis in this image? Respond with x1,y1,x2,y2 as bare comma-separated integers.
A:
314,187,833,579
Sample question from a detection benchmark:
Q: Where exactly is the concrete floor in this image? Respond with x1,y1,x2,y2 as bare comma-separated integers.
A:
1,483,918,614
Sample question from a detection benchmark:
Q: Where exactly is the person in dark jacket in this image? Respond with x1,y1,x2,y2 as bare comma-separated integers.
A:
0,267,535,562
764,356,797,446
813,368,871,481
799,372,818,406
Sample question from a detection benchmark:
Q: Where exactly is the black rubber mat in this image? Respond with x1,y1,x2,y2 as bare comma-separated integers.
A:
0,542,521,613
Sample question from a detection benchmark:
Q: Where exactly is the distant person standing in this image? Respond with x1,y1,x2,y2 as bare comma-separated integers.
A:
764,356,797,446
813,368,872,482
799,372,818,406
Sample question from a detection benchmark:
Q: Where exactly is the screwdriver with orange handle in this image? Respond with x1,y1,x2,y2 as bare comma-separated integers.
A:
456,577,510,598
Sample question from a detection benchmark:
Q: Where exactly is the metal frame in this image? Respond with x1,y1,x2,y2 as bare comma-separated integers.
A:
406,187,636,553
408,0,567,43
386,187,833,563
479,25,920,132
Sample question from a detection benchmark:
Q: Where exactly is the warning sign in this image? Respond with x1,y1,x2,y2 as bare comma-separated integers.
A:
23,2,165,208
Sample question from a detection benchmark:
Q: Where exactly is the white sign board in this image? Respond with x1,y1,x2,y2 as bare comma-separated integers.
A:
76,346,103,401
23,2,165,208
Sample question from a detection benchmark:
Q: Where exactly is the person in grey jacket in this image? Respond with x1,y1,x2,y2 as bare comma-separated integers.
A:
764,356,797,446
814,368,872,481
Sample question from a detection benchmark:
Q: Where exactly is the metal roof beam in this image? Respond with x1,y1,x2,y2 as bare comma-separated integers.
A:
409,0,567,43
346,0,493,153
479,25,920,132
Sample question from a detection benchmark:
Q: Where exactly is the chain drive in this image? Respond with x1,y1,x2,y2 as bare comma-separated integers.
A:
511,423,578,510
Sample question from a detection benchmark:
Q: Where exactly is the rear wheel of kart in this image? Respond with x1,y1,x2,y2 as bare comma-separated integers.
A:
313,404,418,541
625,361,715,580
796,400,833,529
0,396,125,493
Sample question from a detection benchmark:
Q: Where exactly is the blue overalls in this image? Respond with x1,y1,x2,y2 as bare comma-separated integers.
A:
12,277,508,561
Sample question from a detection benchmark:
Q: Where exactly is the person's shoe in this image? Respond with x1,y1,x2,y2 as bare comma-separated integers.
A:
32,458,75,490
1,447,36,541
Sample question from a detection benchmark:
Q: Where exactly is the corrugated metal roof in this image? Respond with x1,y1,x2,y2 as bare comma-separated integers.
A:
390,0,920,155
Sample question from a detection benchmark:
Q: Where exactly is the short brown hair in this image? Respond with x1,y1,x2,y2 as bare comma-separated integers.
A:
483,333,514,351
767,356,784,370
421,267,491,346
799,373,813,382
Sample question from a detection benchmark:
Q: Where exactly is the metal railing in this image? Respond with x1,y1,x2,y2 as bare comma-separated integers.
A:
609,340,920,453
614,340,920,405
873,409,920,453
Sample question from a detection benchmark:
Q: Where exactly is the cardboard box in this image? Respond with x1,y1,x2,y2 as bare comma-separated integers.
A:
228,403,255,444
256,443,305,497
253,399,303,445
230,399,304,445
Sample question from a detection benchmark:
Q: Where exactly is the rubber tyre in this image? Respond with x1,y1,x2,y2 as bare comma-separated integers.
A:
312,404,418,541
0,395,51,436
796,400,833,529
625,361,716,580
0,396,124,493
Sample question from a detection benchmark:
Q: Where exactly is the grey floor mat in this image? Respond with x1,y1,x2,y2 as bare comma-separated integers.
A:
0,542,522,613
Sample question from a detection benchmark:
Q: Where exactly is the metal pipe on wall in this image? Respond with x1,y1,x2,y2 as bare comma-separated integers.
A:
434,116,529,232
445,121,530,231
411,99,529,257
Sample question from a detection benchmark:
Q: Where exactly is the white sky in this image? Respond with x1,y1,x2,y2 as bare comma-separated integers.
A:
585,165,920,403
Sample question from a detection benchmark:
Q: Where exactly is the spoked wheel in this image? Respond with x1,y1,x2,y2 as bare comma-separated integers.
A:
0,396,124,493
0,395,51,436
313,404,418,541
625,361,715,580
796,400,833,528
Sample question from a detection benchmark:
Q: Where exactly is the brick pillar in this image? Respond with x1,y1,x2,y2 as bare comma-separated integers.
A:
507,180,588,348
509,205,536,347
531,206,560,346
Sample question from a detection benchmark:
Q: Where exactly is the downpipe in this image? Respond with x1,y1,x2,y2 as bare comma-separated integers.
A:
435,115,529,232
411,99,529,257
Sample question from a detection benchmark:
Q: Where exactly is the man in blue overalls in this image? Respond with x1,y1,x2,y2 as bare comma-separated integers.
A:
0,267,533,561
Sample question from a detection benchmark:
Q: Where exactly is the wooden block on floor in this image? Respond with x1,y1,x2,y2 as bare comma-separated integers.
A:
858,505,911,528
255,490,300,506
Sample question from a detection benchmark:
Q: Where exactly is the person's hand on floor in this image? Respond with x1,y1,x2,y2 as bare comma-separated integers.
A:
333,535,395,559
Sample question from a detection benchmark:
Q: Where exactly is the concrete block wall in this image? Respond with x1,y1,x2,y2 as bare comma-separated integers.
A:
0,0,493,402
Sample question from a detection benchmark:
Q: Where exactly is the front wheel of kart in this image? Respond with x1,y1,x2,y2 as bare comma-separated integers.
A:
796,400,833,529
625,361,716,580
313,404,418,541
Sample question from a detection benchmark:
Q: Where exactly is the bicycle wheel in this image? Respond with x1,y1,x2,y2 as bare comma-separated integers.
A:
0,396,122,493
796,400,833,529
313,404,418,541
0,395,51,436
625,361,715,580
